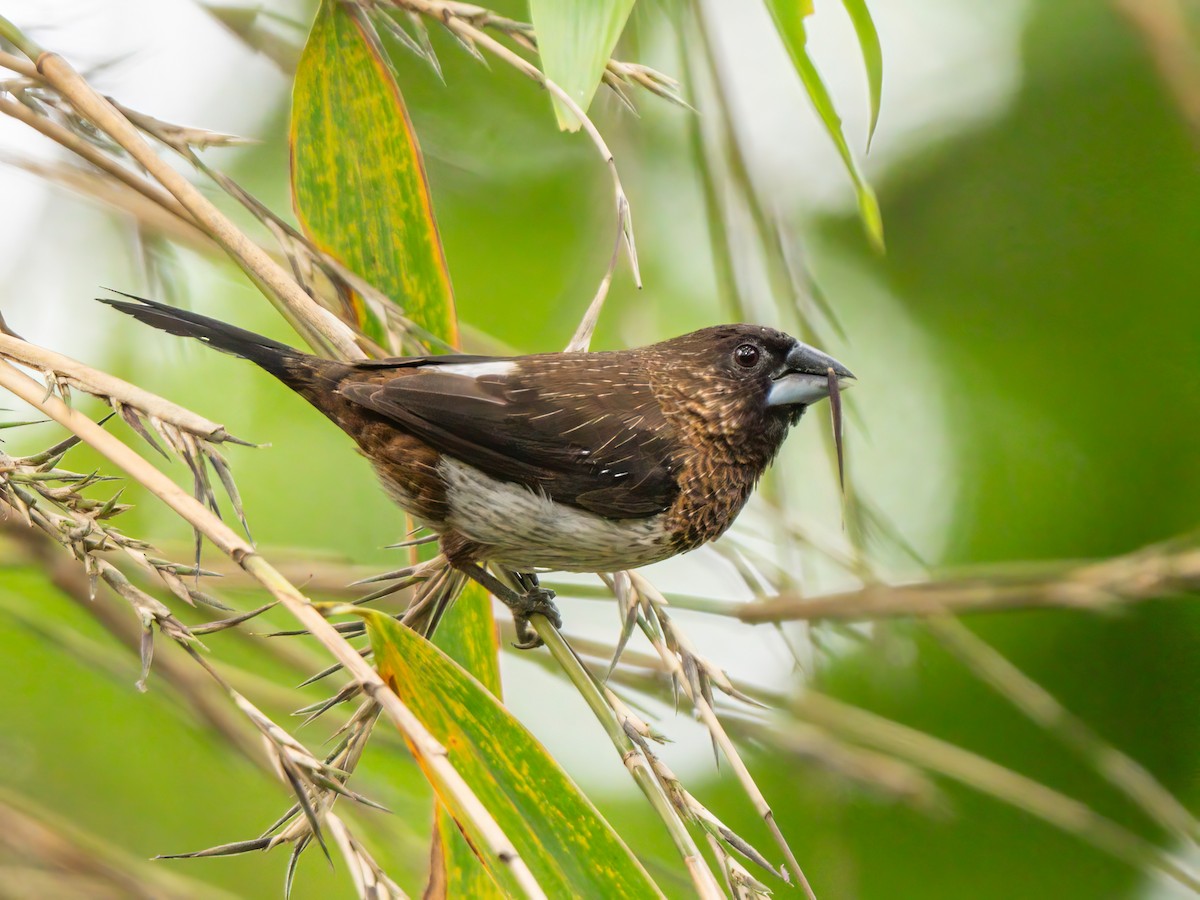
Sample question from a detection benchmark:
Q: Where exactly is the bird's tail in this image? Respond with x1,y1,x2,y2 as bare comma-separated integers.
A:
99,292,306,382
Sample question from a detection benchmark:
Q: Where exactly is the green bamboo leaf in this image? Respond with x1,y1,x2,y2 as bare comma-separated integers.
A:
291,1,456,343
528,0,637,131
359,609,665,897
432,585,500,695
841,0,883,150
765,0,885,251
430,584,503,894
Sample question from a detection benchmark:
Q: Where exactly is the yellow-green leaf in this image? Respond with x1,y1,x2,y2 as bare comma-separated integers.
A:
841,0,883,150
360,609,664,898
529,0,637,131
291,1,456,343
430,583,503,894
765,0,885,251
432,583,500,696
434,808,507,899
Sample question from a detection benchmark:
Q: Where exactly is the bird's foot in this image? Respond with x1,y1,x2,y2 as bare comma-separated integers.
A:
452,561,563,650
510,586,561,650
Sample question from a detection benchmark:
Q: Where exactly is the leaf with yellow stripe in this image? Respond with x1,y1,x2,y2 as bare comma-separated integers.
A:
359,609,664,897
291,0,455,343
430,583,504,895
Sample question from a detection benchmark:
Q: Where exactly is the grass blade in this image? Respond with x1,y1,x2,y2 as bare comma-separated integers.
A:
841,0,883,150
529,0,636,131
765,0,884,250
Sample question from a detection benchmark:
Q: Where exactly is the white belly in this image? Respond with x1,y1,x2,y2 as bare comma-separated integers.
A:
439,458,673,572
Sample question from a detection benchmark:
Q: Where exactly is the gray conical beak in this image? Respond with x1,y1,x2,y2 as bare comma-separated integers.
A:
765,342,854,408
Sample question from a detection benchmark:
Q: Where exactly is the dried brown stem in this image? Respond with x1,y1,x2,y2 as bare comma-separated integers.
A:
926,615,1200,847
0,786,230,900
793,690,1200,892
0,49,38,77
0,95,197,225
530,615,723,899
0,332,237,444
626,572,816,897
1114,0,1200,144
738,540,1200,623
0,513,259,757
3,157,213,251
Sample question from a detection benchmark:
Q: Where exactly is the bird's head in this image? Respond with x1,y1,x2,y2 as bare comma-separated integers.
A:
647,324,854,451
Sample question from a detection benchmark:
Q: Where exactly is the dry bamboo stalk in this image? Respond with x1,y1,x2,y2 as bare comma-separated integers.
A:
739,544,1200,623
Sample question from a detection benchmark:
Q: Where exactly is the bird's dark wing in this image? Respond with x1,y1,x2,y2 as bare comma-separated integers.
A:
337,353,680,518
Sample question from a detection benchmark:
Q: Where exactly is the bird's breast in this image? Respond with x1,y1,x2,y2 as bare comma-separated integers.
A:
663,459,761,555
438,458,675,572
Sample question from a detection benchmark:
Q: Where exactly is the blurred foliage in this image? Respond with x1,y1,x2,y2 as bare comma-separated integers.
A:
0,0,1198,897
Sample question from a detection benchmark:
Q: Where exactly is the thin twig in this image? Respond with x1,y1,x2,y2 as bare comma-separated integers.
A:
626,572,817,897
1,155,213,251
1114,0,1200,145
0,786,234,900
395,1,641,339
0,48,38,77
0,333,240,444
926,615,1200,848
738,539,1200,623
0,96,197,224
792,690,1200,892
565,197,629,352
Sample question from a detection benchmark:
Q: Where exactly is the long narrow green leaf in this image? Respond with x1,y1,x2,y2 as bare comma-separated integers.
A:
765,0,885,251
841,0,883,150
291,1,456,342
529,0,637,131
359,610,665,897
431,584,504,895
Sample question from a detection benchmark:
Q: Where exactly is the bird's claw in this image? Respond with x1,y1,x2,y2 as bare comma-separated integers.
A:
510,587,561,650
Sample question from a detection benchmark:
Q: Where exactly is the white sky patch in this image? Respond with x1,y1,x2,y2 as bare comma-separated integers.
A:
0,0,288,358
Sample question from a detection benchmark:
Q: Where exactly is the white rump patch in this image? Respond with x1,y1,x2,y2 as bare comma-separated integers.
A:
434,360,517,378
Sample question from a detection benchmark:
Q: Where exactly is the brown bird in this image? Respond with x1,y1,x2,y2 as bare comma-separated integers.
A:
102,294,853,646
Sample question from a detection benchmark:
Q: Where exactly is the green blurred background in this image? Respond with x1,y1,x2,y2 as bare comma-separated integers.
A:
1,0,1197,897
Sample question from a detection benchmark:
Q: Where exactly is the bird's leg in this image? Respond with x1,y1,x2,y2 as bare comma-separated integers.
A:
440,532,561,648
453,562,561,649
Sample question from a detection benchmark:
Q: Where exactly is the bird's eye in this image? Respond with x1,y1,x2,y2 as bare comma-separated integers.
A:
733,343,761,368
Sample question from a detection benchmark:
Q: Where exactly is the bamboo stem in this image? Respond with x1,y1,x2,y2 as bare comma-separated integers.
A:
533,616,723,899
